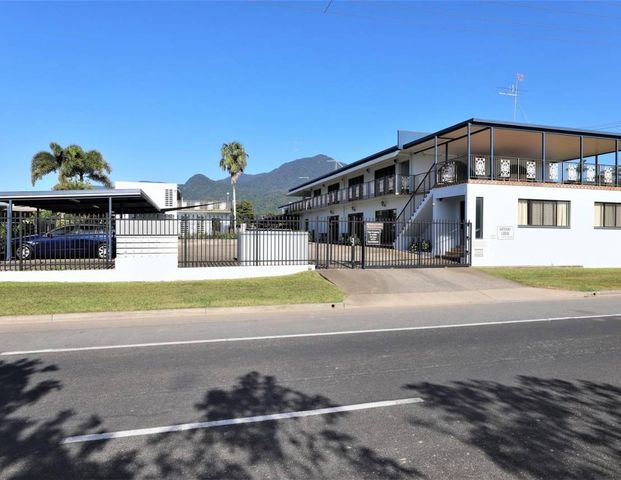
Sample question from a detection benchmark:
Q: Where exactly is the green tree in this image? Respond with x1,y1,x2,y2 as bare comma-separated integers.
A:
31,143,112,190
236,200,255,225
219,142,248,228
30,142,65,187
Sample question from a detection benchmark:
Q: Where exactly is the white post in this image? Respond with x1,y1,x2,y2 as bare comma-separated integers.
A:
232,185,237,230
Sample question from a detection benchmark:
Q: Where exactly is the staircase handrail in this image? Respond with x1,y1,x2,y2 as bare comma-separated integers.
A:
395,163,438,224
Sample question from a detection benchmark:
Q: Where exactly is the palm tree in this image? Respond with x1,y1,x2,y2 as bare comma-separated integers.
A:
30,142,65,187
219,142,249,228
61,145,113,188
30,143,112,190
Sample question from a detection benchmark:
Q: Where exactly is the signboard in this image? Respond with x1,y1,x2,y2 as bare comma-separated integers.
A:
497,226,514,240
365,222,384,246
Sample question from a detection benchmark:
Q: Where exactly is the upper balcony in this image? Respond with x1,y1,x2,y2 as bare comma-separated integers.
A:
282,174,416,215
436,154,621,187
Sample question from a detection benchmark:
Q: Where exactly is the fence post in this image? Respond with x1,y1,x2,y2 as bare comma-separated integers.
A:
361,221,366,269
18,211,23,271
107,197,112,263
6,200,12,261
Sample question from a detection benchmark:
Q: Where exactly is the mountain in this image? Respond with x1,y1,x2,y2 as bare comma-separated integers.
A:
180,154,341,215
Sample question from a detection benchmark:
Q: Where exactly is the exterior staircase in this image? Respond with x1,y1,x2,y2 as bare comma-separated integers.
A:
394,163,438,250
440,245,466,262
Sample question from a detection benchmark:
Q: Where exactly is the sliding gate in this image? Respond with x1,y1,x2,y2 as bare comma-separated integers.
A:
310,218,471,269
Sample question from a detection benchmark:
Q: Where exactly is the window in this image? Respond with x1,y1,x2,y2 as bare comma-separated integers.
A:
475,197,484,239
518,199,569,227
594,202,621,228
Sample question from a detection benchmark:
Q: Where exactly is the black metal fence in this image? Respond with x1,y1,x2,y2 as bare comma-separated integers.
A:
0,213,471,271
0,212,114,271
305,218,471,269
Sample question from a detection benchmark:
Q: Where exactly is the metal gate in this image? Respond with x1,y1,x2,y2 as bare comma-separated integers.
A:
310,218,471,269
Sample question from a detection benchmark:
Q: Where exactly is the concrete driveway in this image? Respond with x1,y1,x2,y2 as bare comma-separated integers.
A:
319,268,584,307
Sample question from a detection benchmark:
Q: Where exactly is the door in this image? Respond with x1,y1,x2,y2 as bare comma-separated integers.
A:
328,216,339,243
374,165,396,195
375,209,396,245
348,213,363,242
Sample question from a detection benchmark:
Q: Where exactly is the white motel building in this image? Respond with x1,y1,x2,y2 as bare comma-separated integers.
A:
281,119,621,268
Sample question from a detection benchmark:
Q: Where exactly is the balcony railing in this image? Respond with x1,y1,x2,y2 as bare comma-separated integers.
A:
435,155,621,187
283,175,415,214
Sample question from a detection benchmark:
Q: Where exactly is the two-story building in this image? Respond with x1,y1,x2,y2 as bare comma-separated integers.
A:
281,119,621,267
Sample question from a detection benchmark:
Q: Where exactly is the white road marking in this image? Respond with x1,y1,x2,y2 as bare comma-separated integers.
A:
62,397,424,444
2,313,620,356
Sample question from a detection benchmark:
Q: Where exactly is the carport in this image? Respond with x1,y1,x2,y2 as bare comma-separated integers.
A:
0,189,160,261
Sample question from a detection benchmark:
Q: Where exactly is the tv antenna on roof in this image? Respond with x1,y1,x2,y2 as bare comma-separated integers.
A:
499,73,525,122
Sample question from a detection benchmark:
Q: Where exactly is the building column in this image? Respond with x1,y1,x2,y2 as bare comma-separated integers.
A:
490,127,494,180
580,135,584,184
615,140,619,186
595,154,599,185
542,132,546,182
433,136,438,184
466,123,471,180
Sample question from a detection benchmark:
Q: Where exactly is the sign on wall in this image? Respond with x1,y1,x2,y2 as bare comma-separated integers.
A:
365,222,384,245
497,226,514,240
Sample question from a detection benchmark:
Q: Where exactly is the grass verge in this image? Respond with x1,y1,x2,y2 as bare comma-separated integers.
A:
478,267,621,292
0,271,345,316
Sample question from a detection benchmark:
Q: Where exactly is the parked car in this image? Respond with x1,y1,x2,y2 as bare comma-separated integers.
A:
11,225,115,260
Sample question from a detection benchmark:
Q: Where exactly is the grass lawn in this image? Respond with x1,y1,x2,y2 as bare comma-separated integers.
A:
479,267,621,292
0,271,345,316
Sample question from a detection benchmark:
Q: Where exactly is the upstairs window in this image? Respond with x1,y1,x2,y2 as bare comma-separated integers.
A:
594,202,621,228
518,199,569,227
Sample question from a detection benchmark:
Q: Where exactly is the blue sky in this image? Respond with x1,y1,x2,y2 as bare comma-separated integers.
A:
1,1,621,191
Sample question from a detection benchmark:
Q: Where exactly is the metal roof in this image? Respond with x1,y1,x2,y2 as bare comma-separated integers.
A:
401,118,621,150
287,118,621,194
0,189,161,213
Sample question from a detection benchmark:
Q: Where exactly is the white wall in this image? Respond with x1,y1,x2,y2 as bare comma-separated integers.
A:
238,231,309,265
0,218,314,282
467,183,621,267
115,181,179,214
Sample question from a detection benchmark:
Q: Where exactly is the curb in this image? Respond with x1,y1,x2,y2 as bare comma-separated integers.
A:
0,302,348,326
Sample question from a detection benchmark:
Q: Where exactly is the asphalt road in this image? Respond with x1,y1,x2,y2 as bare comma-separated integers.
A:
1,297,621,479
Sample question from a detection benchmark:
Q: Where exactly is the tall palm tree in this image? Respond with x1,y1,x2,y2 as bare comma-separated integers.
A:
30,143,112,189
30,142,65,187
219,142,249,228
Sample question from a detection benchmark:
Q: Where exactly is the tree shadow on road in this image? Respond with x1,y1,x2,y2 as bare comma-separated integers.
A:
147,371,420,479
1,362,419,479
0,358,141,479
404,376,621,480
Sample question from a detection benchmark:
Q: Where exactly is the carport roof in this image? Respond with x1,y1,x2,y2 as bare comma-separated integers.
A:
0,189,161,213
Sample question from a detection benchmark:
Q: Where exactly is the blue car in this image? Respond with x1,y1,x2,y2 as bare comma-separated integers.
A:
12,225,115,260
